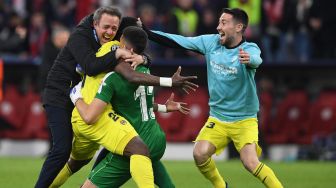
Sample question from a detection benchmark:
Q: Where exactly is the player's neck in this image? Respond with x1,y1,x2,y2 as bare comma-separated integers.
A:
226,36,244,49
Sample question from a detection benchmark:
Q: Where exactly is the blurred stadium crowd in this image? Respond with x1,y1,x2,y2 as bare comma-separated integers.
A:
1,0,336,62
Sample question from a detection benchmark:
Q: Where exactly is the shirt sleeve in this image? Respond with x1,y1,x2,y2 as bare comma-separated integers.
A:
95,72,116,103
244,43,262,68
151,31,216,55
67,32,117,76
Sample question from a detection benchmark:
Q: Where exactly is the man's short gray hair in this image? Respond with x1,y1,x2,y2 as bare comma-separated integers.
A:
93,6,122,22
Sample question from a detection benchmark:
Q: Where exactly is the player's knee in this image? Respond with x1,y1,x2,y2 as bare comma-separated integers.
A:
67,158,91,173
124,136,150,157
193,142,214,164
240,155,259,172
240,144,260,171
193,147,210,164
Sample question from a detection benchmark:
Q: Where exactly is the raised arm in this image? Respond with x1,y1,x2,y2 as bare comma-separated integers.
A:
67,32,118,76
142,23,213,55
114,62,198,92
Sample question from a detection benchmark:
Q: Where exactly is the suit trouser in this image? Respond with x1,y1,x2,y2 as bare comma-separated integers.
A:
35,105,73,188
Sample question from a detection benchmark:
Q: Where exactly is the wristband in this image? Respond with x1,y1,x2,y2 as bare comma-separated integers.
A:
159,77,172,87
157,104,167,113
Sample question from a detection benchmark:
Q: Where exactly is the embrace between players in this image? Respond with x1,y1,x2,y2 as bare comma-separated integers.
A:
36,5,283,188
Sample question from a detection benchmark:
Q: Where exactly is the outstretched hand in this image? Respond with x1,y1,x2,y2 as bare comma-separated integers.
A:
171,66,198,94
165,93,190,114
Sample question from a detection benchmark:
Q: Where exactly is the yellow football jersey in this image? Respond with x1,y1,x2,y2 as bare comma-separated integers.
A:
72,40,120,124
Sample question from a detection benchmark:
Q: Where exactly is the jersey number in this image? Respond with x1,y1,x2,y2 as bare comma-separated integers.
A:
206,122,215,128
134,85,154,121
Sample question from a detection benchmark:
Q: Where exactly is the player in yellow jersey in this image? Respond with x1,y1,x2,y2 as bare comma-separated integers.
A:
50,23,198,187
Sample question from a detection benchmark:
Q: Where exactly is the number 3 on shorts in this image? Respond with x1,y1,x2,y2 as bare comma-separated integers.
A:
206,122,215,128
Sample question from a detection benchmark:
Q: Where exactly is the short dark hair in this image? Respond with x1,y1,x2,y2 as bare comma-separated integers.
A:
122,26,148,54
93,6,122,22
114,17,139,41
222,8,248,33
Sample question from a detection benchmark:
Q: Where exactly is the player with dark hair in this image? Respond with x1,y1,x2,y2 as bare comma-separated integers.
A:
64,27,189,187
141,8,283,188
36,6,197,188
70,26,183,188
51,25,195,187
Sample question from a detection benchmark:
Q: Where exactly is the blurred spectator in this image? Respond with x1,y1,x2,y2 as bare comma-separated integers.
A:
309,0,336,59
279,0,312,62
229,0,262,42
28,12,48,57
56,0,76,27
26,0,55,33
0,12,28,55
260,0,284,62
136,0,172,35
138,4,165,58
29,0,45,12
38,25,70,92
136,0,171,18
99,0,136,17
194,0,228,17
165,0,200,58
76,0,98,24
170,0,199,37
196,7,218,35
12,0,28,18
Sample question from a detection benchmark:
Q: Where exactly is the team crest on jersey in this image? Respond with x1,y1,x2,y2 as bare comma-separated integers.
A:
111,44,119,51
120,120,127,125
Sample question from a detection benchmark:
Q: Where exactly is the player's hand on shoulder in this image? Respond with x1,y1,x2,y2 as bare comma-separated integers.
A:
124,49,147,69
238,48,250,65
115,48,132,60
171,66,198,94
70,81,83,105
166,93,190,114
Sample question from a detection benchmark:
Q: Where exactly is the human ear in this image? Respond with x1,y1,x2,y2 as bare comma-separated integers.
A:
236,23,243,33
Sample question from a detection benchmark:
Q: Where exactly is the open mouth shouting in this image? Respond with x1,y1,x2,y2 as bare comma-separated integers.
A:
102,33,113,42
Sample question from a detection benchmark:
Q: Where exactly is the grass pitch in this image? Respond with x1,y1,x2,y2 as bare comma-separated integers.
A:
0,157,335,187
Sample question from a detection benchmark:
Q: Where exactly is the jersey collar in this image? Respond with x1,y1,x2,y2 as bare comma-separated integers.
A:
225,37,246,49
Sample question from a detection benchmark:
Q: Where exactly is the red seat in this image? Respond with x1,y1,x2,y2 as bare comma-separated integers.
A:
265,90,309,144
296,91,336,145
0,85,26,130
24,91,48,139
169,87,209,142
154,88,184,141
3,90,48,140
258,91,273,134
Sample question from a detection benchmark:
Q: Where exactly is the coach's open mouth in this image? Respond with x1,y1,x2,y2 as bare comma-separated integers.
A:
103,33,112,40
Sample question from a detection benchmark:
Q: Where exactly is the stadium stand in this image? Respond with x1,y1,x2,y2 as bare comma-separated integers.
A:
264,90,309,144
